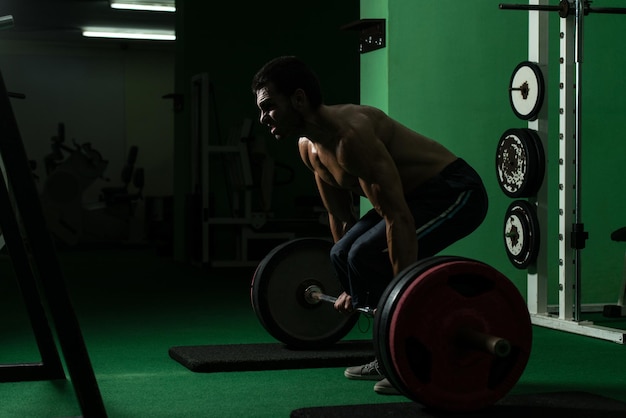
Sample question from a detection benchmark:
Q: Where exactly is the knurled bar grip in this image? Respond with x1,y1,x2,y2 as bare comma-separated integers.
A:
305,285,376,316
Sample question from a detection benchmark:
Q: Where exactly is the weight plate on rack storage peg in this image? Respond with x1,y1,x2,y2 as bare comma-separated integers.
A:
509,61,545,121
503,200,540,269
495,128,545,198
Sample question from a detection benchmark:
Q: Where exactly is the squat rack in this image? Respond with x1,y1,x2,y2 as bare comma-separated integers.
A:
500,0,626,343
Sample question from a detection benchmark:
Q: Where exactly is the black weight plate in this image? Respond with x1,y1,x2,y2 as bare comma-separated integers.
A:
374,256,462,394
376,256,532,412
528,129,546,191
504,200,540,269
251,238,359,349
509,61,545,121
495,128,545,198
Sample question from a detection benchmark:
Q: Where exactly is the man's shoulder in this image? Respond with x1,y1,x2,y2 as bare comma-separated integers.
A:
331,103,385,118
297,137,314,168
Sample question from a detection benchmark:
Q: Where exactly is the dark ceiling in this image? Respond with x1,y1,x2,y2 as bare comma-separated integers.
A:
0,0,176,43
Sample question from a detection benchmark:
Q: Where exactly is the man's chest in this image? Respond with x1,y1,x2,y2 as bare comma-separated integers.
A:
309,144,361,192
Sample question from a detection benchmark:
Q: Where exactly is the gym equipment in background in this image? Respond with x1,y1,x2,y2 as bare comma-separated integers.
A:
40,124,144,246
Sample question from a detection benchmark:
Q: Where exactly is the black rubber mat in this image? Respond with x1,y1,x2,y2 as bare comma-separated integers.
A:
290,391,626,417
169,339,374,373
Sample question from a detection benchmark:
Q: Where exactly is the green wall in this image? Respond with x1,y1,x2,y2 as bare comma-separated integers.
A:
361,0,626,304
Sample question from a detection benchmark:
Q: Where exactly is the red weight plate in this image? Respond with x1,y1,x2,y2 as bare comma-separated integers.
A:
250,238,359,349
384,258,532,412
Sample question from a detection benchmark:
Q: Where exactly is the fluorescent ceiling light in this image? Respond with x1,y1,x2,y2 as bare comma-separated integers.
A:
82,29,176,41
0,15,14,30
110,1,176,12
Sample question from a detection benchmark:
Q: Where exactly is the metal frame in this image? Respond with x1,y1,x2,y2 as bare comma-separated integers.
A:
526,0,550,318
191,74,294,267
503,0,626,344
191,73,211,265
0,68,107,415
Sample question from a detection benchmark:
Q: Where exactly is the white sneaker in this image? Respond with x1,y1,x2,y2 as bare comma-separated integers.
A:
344,359,384,381
373,378,401,395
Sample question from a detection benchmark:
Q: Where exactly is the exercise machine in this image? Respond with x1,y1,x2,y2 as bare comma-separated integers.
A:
41,124,144,246
191,73,295,267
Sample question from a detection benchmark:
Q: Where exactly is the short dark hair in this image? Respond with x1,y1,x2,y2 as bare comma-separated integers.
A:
251,56,323,108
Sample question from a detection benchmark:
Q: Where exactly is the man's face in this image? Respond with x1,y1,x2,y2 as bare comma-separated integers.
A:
255,83,303,140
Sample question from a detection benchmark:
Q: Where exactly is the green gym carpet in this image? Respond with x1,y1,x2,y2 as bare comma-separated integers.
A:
1,246,626,417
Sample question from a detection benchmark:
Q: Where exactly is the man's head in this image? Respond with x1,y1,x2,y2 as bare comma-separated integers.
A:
252,56,323,140
251,56,323,109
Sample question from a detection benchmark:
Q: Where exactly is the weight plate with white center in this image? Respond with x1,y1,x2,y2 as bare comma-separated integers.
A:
503,200,540,269
509,61,545,121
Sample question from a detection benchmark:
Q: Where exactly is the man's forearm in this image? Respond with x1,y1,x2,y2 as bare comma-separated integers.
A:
386,220,418,275
329,213,354,243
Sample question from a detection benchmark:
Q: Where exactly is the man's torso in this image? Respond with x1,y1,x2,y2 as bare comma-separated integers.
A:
299,104,457,196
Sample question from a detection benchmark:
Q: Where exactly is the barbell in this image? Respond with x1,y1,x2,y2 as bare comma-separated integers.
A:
250,237,532,412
